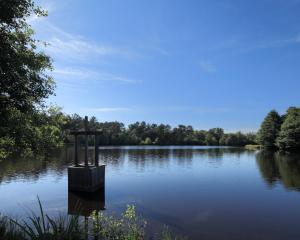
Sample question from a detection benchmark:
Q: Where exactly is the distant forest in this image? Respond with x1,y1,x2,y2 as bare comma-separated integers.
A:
63,113,256,147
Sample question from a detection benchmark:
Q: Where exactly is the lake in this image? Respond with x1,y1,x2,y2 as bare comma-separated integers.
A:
0,146,300,239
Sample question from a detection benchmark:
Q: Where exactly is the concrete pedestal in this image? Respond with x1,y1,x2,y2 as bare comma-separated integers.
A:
68,165,105,192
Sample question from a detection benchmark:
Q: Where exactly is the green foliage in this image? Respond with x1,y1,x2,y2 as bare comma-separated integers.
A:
0,0,60,160
91,205,146,240
0,198,81,240
256,107,300,151
206,128,224,145
276,107,300,151
0,107,66,160
10,197,81,240
0,215,25,240
0,199,181,240
220,132,256,147
159,226,187,240
141,137,152,145
244,144,261,150
256,110,282,149
0,0,53,113
0,137,15,160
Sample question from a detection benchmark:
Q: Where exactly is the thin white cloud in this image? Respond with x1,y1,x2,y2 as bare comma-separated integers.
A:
42,23,137,61
47,37,123,60
31,19,138,62
53,67,141,84
199,60,216,73
33,21,142,89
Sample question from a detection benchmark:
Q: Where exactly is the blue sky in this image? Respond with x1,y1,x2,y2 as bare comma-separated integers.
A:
32,0,300,132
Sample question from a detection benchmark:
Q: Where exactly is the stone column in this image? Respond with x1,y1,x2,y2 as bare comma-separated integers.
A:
94,134,99,166
84,116,88,167
74,134,78,166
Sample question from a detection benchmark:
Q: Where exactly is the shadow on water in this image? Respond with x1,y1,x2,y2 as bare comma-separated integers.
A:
256,150,300,191
68,188,105,217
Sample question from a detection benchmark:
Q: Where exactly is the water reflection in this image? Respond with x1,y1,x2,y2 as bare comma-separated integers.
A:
0,147,267,183
256,151,300,191
99,148,125,166
2,147,300,239
125,147,248,169
0,146,73,183
127,149,171,170
2,146,300,195
68,189,105,217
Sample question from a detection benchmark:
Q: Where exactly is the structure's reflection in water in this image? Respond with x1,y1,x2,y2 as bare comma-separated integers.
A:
68,188,105,217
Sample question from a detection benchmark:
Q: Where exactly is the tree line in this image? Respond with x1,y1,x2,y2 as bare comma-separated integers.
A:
62,112,256,147
256,107,300,151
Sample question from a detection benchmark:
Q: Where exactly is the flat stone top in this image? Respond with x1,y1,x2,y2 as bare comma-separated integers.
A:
69,164,105,169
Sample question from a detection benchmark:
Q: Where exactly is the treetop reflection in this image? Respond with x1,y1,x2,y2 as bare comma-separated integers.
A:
2,146,300,195
256,151,300,191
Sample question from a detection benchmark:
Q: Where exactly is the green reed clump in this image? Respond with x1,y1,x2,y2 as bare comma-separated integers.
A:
1,197,81,240
91,204,146,240
158,226,188,240
0,198,184,240
0,214,25,240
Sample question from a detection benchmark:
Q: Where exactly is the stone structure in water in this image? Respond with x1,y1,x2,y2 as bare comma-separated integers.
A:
68,116,105,192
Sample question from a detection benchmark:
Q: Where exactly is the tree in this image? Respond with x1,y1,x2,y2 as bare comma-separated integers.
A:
206,128,224,145
172,125,195,145
220,133,238,146
0,0,55,158
256,110,282,149
0,0,54,113
277,107,300,151
141,137,152,145
219,132,255,146
194,130,206,145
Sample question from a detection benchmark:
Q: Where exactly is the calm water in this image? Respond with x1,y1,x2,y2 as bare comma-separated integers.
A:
1,146,300,239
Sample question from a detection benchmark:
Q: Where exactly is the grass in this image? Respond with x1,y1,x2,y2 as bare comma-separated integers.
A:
244,144,261,150
0,197,184,240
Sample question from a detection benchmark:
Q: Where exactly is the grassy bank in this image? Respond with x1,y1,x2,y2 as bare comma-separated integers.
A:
244,144,261,150
0,198,184,240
